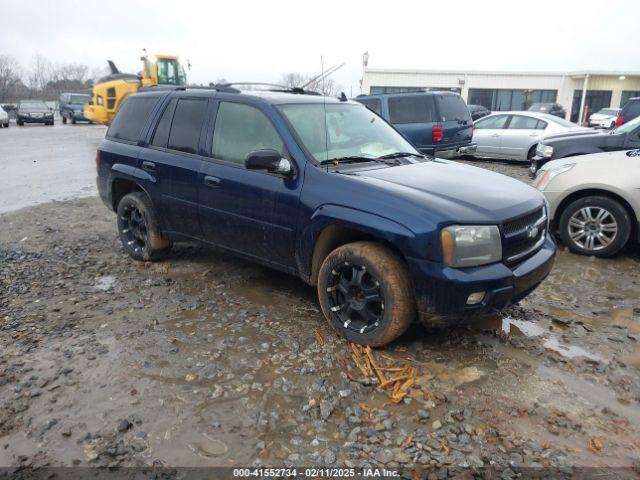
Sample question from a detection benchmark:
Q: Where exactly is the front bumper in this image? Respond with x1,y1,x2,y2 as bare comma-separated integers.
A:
407,236,556,325
18,115,52,124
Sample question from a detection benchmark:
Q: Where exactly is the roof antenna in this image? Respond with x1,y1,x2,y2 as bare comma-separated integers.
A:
321,56,329,172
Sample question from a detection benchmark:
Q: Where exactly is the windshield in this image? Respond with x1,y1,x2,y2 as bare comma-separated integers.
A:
69,95,90,105
278,103,418,163
596,108,618,116
20,101,47,109
614,114,640,134
157,58,187,86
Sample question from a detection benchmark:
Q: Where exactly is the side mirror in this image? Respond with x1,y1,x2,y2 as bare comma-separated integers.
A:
245,149,293,176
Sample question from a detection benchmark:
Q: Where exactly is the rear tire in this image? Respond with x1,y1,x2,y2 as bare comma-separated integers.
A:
71,117,76,125
62,116,67,124
317,241,415,346
17,120,23,126
116,192,172,261
558,196,631,257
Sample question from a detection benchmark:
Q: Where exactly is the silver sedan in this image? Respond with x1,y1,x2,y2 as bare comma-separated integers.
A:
472,111,588,161
533,149,640,257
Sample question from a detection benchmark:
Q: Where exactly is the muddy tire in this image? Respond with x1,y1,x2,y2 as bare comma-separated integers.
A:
116,192,172,261
559,195,630,257
317,241,415,346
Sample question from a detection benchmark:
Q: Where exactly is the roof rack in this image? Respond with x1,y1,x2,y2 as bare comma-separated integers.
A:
216,82,321,95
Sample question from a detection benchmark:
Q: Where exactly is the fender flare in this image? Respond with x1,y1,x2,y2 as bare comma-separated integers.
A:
295,204,418,283
106,164,155,209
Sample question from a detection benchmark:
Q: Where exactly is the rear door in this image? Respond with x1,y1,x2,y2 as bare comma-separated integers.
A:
473,114,510,157
500,115,547,160
433,93,473,148
138,96,209,238
387,94,437,150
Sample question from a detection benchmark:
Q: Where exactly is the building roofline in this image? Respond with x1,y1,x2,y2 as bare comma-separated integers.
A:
363,68,640,77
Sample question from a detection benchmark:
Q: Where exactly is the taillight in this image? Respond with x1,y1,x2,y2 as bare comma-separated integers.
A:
615,116,624,127
433,125,443,143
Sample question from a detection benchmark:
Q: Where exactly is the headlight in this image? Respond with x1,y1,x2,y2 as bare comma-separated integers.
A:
536,143,554,158
440,225,502,268
532,163,575,191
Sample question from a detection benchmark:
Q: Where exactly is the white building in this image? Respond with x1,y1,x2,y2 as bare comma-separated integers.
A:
361,68,640,122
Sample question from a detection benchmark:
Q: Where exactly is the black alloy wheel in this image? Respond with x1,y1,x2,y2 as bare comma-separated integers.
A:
326,262,385,335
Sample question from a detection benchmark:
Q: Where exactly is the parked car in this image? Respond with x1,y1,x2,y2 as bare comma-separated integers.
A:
589,108,620,129
16,100,54,126
0,107,9,128
533,149,640,257
472,112,587,161
355,91,476,158
59,93,92,124
528,102,566,118
467,104,490,121
615,97,640,127
97,88,555,346
531,114,640,176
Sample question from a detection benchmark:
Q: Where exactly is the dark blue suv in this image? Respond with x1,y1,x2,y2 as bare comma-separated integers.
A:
97,87,555,346
355,91,476,158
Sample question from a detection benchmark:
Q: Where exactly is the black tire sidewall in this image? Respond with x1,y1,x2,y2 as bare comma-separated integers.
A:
318,242,414,346
559,196,631,257
116,192,168,261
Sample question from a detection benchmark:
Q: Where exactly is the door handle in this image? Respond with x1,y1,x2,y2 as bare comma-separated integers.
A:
491,133,501,137
204,175,221,187
141,161,155,171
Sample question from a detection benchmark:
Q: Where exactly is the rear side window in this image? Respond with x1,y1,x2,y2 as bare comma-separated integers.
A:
212,102,283,166
150,98,177,148
508,115,542,129
437,95,471,122
107,96,160,143
357,98,382,115
388,95,436,124
166,98,208,154
475,115,509,129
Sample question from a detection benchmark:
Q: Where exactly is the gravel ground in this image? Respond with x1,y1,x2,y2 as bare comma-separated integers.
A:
1,158,640,477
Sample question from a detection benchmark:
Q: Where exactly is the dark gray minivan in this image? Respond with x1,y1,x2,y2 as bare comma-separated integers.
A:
355,91,476,158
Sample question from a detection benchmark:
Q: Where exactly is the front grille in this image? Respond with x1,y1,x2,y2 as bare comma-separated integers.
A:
501,207,547,264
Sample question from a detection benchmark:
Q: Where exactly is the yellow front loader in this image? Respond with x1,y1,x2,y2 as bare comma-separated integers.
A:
85,52,187,125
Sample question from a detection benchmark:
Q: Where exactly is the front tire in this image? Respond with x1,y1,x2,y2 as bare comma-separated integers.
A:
317,241,415,346
559,196,631,257
116,192,172,261
62,116,67,124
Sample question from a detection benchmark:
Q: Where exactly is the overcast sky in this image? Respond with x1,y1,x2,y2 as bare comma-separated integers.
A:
2,0,638,95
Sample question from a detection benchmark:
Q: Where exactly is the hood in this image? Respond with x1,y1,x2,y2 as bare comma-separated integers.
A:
348,160,544,224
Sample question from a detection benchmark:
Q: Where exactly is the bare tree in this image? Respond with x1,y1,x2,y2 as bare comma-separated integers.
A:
28,54,53,92
0,55,22,102
279,71,342,96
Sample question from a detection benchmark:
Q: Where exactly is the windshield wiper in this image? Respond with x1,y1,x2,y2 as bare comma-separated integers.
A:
377,152,425,160
319,156,379,165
